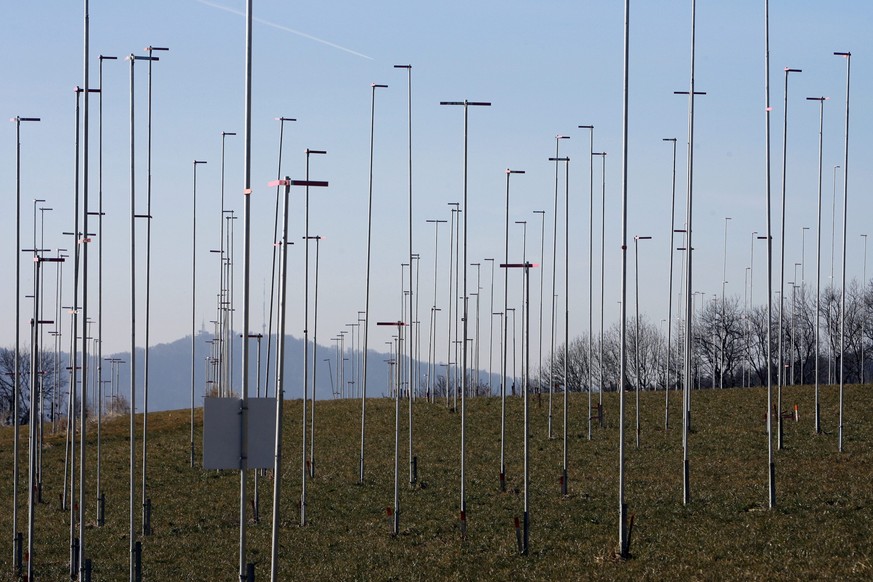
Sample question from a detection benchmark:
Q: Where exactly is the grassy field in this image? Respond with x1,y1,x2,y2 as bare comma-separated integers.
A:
2,383,871,580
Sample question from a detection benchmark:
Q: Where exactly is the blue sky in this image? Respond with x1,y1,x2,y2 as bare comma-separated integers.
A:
2,1,872,380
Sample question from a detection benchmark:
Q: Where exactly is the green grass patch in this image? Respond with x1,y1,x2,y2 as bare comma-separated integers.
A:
1,384,871,580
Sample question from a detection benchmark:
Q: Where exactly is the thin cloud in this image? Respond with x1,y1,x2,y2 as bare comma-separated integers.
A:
195,0,374,61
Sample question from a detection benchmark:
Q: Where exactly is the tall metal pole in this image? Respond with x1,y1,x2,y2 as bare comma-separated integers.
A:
439,98,491,531
265,117,295,398
548,135,569,440
777,67,801,450
861,233,867,384
500,169,524,492
218,131,237,397
485,257,495,393
676,0,705,509
79,6,92,572
395,64,416,486
140,45,168,540
446,203,458,408
663,138,677,429
192,160,207,467
578,124,594,439
471,264,481,392
29,248,43,580
67,123,80,574
634,236,652,449
835,51,851,453
270,178,291,582
763,0,776,509
70,86,83,582
533,211,545,399
523,263,532,553
301,148,326,525
720,217,731,389
239,1,253,577
515,222,527,394
360,83,388,484
593,151,607,413
617,0,631,557
126,53,146,582
425,218,446,402
310,235,322,477
12,114,40,577
561,159,571,493
96,54,115,529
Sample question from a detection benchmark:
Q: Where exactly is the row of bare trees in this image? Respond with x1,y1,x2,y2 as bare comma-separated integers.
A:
0,349,66,425
539,280,873,391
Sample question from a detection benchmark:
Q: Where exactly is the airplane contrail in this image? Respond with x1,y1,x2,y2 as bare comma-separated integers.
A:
195,0,375,61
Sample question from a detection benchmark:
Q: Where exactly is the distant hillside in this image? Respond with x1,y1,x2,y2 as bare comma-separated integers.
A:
106,331,393,412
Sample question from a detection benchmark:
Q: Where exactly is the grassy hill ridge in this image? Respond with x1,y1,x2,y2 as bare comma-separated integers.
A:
2,384,871,580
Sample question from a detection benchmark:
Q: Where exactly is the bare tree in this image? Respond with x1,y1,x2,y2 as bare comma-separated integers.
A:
0,348,65,425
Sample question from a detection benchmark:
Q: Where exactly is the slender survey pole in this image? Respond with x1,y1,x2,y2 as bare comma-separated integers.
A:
310,235,322,477
578,124,594,439
301,148,326,525
501,169,524,492
360,83,388,484
265,117,295,398
270,177,292,582
394,63,416,486
662,138,677,429
142,45,168,539
618,0,631,558
549,135,569,440
440,99,491,531
834,51,851,453
192,160,207,467
777,67,801,451
378,320,407,535
806,95,827,433
127,52,159,582
426,218,446,402
763,0,776,509
96,53,116,529
11,114,40,577
592,151,607,414
239,2,253,577
634,236,652,449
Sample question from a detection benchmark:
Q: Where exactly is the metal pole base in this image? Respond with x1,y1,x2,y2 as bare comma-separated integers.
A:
682,459,690,505
561,469,568,496
71,537,80,578
246,562,255,582
143,498,152,536
522,510,529,555
815,402,821,434
84,557,92,582
300,498,306,527
618,503,629,559
514,516,523,554
459,510,467,536
15,531,23,577
499,472,506,492
769,462,776,509
410,456,418,488
97,492,105,527
134,540,142,582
